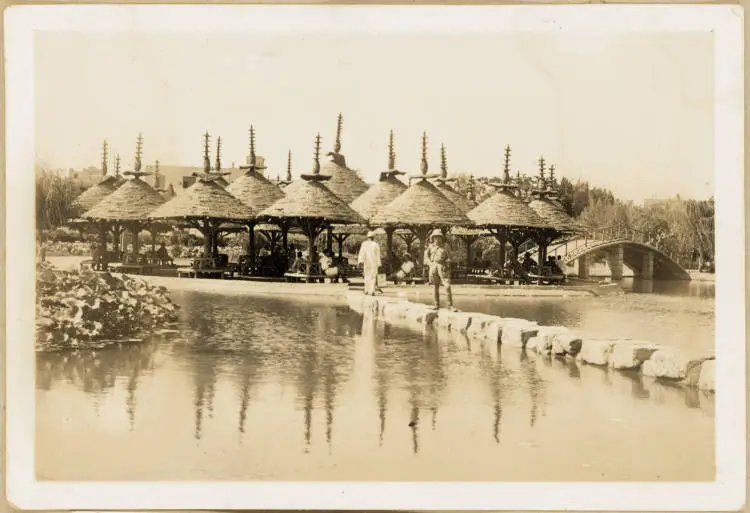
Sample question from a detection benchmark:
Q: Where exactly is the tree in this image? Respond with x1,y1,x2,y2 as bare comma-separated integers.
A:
36,167,82,232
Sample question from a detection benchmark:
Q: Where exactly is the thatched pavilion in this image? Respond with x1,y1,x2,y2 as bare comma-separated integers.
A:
370,132,470,267
467,145,551,269
81,135,166,255
258,134,366,278
225,126,286,269
526,157,584,266
148,133,256,257
69,141,125,243
347,130,408,266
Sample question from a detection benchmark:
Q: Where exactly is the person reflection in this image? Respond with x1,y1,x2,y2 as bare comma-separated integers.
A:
365,311,390,446
520,349,547,428
479,352,504,444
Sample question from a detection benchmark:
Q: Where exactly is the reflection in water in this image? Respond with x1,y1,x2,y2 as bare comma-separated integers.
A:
520,349,547,428
36,289,715,482
478,350,506,444
37,340,158,430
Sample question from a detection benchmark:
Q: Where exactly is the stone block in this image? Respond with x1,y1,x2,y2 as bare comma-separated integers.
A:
609,341,661,370
577,338,617,366
698,360,715,391
551,332,583,357
464,314,503,345
500,320,540,348
435,310,474,333
641,349,698,380
531,326,570,355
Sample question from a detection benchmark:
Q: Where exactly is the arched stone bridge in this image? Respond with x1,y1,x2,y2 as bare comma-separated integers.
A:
521,225,691,281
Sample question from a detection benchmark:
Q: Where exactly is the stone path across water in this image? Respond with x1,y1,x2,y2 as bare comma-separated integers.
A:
347,293,716,393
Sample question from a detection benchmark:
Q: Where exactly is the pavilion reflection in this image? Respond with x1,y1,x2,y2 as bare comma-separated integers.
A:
369,321,448,454
477,350,510,444
36,340,158,429
519,349,547,428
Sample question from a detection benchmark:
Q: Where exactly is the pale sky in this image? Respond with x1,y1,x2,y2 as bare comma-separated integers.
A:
35,30,714,203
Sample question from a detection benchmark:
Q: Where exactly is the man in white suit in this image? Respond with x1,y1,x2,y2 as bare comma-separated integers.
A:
358,231,381,295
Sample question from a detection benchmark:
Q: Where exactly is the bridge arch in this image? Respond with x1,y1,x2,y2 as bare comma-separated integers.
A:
571,240,691,281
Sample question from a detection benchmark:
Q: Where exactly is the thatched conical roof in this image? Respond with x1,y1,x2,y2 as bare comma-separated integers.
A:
261,179,365,224
350,132,407,220
225,126,285,213
435,181,476,214
370,133,469,228
149,175,256,221
318,113,369,204
371,178,470,227
351,172,406,220
527,192,583,233
468,185,550,229
82,173,166,221
73,175,122,212
320,153,370,204
259,134,365,225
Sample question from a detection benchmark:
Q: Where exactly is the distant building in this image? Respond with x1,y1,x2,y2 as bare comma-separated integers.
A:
143,163,244,194
67,166,103,190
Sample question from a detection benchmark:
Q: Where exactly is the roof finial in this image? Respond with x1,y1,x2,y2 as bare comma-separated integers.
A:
101,140,109,176
333,113,343,154
215,136,222,172
134,133,143,172
503,145,512,183
155,160,160,175
388,130,396,171
248,125,256,168
440,144,448,179
203,132,211,174
548,164,556,188
313,133,322,175
115,155,121,177
420,132,428,175
287,149,292,182
469,174,476,201
538,156,546,185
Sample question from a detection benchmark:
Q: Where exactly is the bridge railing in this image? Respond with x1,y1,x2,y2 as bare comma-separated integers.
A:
513,222,667,260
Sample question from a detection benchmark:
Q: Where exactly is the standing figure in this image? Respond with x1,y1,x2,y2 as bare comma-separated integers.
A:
424,229,455,310
358,230,382,295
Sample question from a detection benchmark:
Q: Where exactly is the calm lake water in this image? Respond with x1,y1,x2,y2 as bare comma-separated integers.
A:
36,280,715,481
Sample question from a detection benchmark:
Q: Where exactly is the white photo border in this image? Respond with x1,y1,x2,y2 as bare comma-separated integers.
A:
4,4,745,511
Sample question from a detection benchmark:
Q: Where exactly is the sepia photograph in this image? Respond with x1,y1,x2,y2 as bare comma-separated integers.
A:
4,4,745,510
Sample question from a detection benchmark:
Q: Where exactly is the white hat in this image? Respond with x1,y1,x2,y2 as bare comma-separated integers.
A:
430,228,445,239
367,230,377,238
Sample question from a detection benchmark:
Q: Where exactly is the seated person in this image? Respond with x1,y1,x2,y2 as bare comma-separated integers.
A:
320,250,346,281
522,252,537,272
389,253,416,284
155,243,172,265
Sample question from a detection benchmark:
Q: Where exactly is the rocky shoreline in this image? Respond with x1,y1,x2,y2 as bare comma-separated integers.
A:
347,293,715,392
